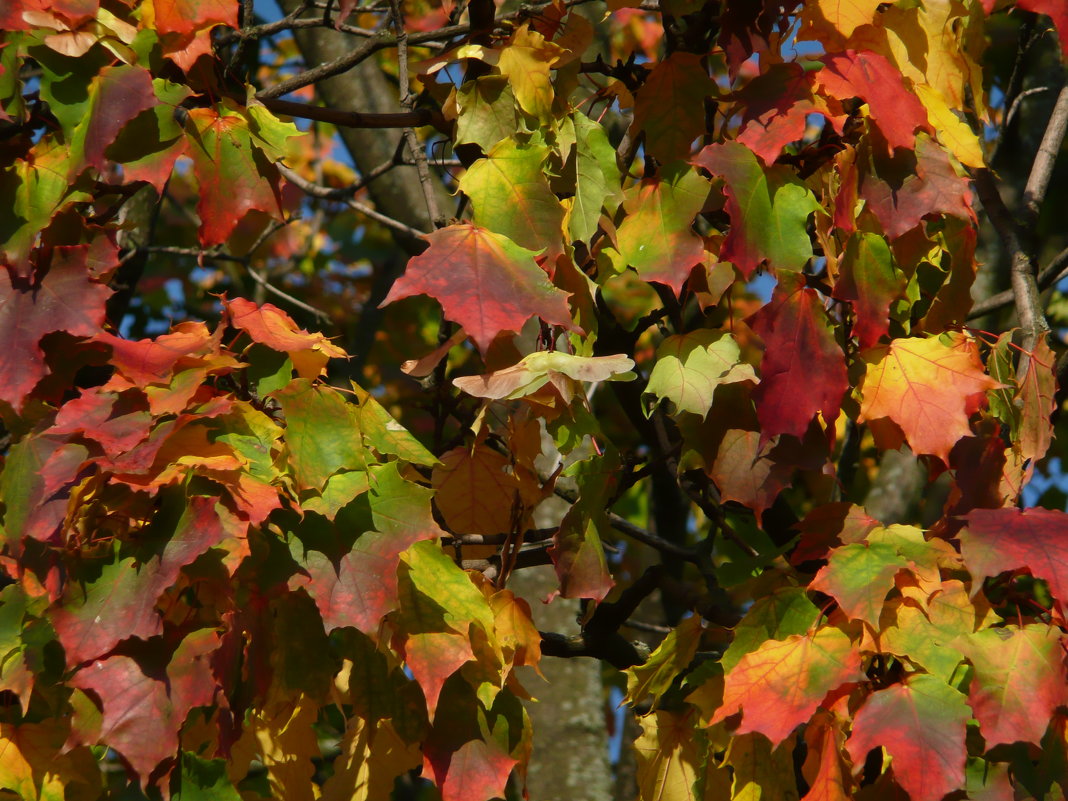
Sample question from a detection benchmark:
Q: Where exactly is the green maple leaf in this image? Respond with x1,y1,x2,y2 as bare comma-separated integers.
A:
458,137,566,258
644,329,756,418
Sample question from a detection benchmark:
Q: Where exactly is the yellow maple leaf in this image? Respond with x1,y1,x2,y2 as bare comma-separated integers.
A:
858,333,1002,464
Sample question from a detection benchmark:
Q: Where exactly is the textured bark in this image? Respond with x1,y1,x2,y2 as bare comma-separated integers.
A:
511,563,615,801
863,447,927,525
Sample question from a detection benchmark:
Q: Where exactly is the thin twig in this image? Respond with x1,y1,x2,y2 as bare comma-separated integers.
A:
277,163,429,237
244,265,332,322
387,0,446,227
139,245,332,322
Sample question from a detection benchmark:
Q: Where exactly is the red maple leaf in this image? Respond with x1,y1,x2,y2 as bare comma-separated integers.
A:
817,50,929,153
380,224,575,354
70,656,179,785
0,262,110,411
152,0,238,35
846,674,970,801
711,627,864,746
748,274,848,441
958,507,1068,605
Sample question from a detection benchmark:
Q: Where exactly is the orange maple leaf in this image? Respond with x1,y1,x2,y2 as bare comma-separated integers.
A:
857,333,1001,464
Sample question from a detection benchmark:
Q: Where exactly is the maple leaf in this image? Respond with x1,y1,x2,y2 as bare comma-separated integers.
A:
710,626,865,746
454,76,518,153
184,102,294,246
708,429,793,518
1017,335,1057,464
955,625,1068,748
167,628,223,721
625,614,704,709
611,162,711,295
720,588,821,672
630,52,714,161
958,507,1068,605
790,502,881,564
817,50,930,153
401,631,474,719
857,332,1001,464
458,137,566,259
436,739,517,801
381,224,574,354
0,138,78,271
748,273,848,441
846,674,970,801
50,388,153,454
644,329,756,418
495,24,561,122
735,62,842,163
0,434,86,545
859,134,975,240
0,721,99,799
550,506,614,602
95,322,219,389
367,462,447,540
273,380,364,491
0,262,110,410
633,711,703,801
71,655,178,784
64,64,157,179
801,710,850,801
570,112,624,244
300,524,439,635
226,297,346,378
797,0,881,44
880,580,995,683
695,141,822,278
454,351,635,402
831,232,906,349
810,542,908,627
432,446,526,536
111,79,194,190
320,717,421,801
151,0,239,35
51,557,164,668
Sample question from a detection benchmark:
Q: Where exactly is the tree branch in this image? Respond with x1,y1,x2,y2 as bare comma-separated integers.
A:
968,245,1068,320
260,97,448,133
387,0,446,227
255,24,469,100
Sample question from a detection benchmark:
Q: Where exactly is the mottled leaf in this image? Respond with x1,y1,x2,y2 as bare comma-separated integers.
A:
858,333,1000,464
695,141,822,277
846,674,970,801
380,224,574,354
711,626,865,746
748,273,848,440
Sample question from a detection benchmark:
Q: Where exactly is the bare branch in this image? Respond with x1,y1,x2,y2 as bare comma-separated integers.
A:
255,24,469,100
260,97,448,133
1022,84,1068,226
968,246,1068,320
277,162,429,237
387,0,446,227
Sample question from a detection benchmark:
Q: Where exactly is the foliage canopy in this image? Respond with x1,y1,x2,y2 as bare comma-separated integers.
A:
2,0,1068,799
